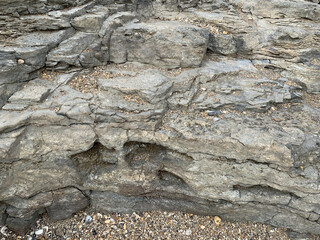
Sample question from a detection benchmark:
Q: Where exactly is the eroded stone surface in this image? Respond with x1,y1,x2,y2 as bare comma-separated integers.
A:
0,0,319,238
46,188,89,221
110,21,209,68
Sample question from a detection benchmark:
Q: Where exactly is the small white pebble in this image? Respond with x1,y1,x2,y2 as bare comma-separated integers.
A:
185,229,192,235
0,226,7,236
35,229,44,235
17,59,24,64
84,215,93,223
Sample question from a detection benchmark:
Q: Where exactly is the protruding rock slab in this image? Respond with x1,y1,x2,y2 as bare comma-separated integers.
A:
46,188,89,221
8,79,52,104
110,21,210,68
71,12,108,33
99,69,172,103
46,32,98,67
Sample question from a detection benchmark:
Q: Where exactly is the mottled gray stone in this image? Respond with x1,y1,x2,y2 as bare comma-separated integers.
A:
192,75,295,111
99,12,137,37
46,188,89,221
5,192,53,211
47,32,98,67
208,33,238,55
20,15,71,31
98,69,172,103
0,0,320,237
15,28,76,49
0,111,31,134
47,1,95,19
8,79,52,104
0,128,24,163
71,12,108,33
3,124,96,162
0,157,82,200
0,204,6,225
0,0,91,16
240,0,320,21
6,211,41,235
110,21,209,68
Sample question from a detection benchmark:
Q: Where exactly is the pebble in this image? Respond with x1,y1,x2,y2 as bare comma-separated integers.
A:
84,215,93,223
213,117,220,122
214,216,222,225
208,110,221,116
17,59,24,64
35,229,43,235
1,210,294,240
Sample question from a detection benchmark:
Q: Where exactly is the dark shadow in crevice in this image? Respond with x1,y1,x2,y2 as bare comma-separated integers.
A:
71,142,118,176
158,170,189,188
124,142,167,168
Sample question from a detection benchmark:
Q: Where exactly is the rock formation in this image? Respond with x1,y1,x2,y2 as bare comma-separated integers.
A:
0,0,319,238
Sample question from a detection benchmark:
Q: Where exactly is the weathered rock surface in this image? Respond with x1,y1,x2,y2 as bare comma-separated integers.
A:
46,188,89,221
0,0,320,238
110,21,209,68
0,204,6,225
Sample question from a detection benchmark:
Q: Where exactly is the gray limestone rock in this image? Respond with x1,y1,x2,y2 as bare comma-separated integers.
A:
208,33,238,55
0,204,6,226
71,12,108,33
0,0,91,16
6,212,40,235
47,1,95,19
98,69,172,104
46,188,89,221
240,0,320,21
5,192,53,211
8,79,52,104
193,75,295,111
14,28,76,49
110,21,209,68
0,0,320,237
99,12,137,37
47,32,98,67
20,15,71,31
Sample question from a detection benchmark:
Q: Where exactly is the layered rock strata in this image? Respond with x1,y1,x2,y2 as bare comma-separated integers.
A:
0,0,319,238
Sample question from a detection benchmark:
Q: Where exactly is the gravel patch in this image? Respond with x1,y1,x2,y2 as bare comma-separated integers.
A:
1,210,294,240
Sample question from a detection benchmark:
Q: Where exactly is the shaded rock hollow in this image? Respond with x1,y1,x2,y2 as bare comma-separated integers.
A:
0,0,320,238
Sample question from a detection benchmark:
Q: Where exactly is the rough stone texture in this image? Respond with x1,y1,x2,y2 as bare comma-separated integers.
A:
110,21,209,68
46,188,89,221
71,12,108,33
0,0,320,238
46,32,99,68
0,204,6,226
